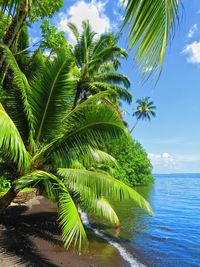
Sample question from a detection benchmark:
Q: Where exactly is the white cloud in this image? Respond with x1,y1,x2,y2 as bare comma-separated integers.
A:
57,0,110,44
182,41,200,64
148,152,176,169
148,152,200,173
187,24,198,38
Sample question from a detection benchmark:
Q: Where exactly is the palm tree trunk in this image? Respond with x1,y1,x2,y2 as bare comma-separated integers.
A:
0,186,18,214
0,0,30,72
130,119,139,134
72,87,81,109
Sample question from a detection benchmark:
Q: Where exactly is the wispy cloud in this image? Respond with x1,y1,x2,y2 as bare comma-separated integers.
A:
148,152,200,173
187,24,198,38
182,41,200,64
57,0,110,44
148,152,176,169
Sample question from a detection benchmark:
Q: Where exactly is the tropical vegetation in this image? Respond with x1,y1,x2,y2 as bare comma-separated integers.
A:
102,136,154,186
0,44,152,250
0,0,181,252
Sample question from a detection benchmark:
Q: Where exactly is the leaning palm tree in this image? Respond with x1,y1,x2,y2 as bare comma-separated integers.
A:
130,97,156,133
0,45,152,250
68,21,133,108
122,0,182,75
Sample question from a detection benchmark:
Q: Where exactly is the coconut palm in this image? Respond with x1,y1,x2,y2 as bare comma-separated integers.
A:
0,45,152,250
122,0,182,75
68,21,133,108
0,0,63,72
130,97,156,133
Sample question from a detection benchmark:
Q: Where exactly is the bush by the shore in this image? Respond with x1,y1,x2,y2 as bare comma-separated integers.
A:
103,137,154,186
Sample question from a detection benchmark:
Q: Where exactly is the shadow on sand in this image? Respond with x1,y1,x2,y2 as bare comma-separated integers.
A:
0,205,63,267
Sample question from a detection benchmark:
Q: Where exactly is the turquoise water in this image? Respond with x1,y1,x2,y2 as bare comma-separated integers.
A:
102,174,200,267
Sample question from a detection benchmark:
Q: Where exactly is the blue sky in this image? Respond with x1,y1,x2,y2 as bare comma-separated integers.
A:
29,0,200,173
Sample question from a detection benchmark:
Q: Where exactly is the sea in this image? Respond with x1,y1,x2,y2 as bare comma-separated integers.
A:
84,174,200,267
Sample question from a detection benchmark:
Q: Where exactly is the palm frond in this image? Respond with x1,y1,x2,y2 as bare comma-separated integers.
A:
51,103,127,161
58,193,88,250
0,102,30,171
34,94,127,163
58,168,153,215
0,44,35,150
94,72,131,88
67,22,79,41
91,82,133,104
15,170,88,250
122,0,182,75
80,190,119,226
30,50,75,144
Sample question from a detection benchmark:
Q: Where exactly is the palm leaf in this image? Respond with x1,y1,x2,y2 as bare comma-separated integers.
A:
0,44,35,150
0,102,30,171
58,193,88,250
15,170,88,250
122,0,182,75
91,82,133,104
58,168,153,215
30,50,75,144
67,22,79,41
94,72,131,88
34,96,127,164
80,189,119,226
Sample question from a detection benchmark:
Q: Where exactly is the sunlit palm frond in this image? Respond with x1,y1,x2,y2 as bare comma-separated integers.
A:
122,0,182,75
49,103,127,161
15,170,88,250
58,192,88,250
58,168,153,215
0,103,30,171
0,44,35,150
34,93,127,164
30,50,75,144
80,189,119,226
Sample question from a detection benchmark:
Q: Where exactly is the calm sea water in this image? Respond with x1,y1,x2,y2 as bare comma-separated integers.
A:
95,174,200,267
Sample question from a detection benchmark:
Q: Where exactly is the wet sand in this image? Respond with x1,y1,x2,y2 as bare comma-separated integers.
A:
0,196,127,267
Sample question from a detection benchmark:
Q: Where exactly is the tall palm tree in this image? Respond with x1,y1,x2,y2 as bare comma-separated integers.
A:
130,97,156,133
122,0,182,75
0,45,152,250
68,21,133,108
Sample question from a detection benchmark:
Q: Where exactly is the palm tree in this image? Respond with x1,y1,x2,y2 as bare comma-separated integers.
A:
68,21,133,108
0,45,152,250
130,97,156,133
122,0,182,75
0,0,63,72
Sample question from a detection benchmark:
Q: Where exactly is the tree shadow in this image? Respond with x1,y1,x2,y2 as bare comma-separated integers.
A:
0,205,63,267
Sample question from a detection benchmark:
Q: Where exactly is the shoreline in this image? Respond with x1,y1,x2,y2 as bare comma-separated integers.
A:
0,196,129,267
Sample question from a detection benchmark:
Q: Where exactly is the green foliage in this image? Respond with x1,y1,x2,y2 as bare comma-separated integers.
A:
40,19,70,54
69,21,132,107
0,176,10,192
0,0,63,21
103,136,154,186
0,13,10,40
0,46,152,251
122,0,182,76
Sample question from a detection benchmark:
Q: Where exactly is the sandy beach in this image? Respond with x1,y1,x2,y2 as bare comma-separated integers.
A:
0,196,127,267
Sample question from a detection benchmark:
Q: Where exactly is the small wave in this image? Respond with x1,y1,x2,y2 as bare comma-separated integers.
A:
79,208,145,267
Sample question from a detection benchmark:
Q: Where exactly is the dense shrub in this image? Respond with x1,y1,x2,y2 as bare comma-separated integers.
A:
104,137,154,186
